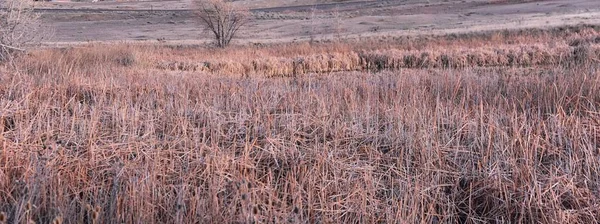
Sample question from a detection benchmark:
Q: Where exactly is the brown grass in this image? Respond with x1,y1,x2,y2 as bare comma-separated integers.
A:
0,26,600,223
20,25,600,78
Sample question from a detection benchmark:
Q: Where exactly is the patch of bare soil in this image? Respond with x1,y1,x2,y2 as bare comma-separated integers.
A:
38,0,600,45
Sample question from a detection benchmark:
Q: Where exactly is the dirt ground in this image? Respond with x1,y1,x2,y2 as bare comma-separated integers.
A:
37,0,600,45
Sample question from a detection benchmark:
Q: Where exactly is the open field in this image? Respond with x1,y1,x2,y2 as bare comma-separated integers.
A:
2,0,600,223
35,0,600,44
1,23,600,223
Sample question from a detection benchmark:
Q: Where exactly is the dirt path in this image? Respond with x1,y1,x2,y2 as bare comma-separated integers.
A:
38,0,600,45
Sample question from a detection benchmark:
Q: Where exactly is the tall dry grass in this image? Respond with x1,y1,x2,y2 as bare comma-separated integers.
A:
1,65,600,223
0,25,599,223
22,25,600,77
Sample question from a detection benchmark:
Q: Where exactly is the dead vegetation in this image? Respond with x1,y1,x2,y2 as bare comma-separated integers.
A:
0,26,600,223
0,0,47,62
22,25,600,77
194,0,249,48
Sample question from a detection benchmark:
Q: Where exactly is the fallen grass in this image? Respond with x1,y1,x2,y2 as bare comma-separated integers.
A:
0,25,599,223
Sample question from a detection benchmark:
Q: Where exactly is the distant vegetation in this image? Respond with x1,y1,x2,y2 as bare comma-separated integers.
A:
194,0,249,48
0,25,599,223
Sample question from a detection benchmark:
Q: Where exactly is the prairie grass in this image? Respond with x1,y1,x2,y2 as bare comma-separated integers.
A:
0,26,599,223
22,25,600,77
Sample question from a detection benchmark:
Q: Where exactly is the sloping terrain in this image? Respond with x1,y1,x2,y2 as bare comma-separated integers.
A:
37,0,600,44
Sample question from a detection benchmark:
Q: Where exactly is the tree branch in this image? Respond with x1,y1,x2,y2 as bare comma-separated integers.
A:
0,43,25,52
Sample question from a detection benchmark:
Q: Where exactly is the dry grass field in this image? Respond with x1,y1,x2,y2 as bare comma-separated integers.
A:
24,25,600,77
0,24,599,223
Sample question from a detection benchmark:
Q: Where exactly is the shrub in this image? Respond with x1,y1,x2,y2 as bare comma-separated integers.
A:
193,0,249,48
0,0,47,62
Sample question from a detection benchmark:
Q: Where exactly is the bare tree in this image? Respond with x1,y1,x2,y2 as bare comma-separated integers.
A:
0,0,47,61
194,0,249,48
